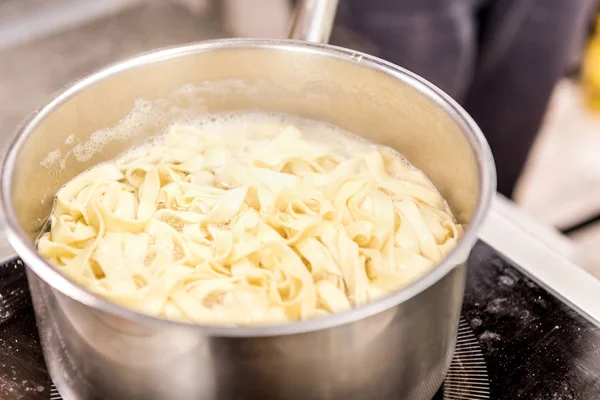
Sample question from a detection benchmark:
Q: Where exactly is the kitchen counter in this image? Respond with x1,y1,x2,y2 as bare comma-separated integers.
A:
0,1,228,154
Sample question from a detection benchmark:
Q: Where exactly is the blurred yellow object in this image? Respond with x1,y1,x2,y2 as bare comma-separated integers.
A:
583,15,600,114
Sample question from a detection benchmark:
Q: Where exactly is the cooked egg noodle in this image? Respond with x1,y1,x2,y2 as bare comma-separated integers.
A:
37,123,462,326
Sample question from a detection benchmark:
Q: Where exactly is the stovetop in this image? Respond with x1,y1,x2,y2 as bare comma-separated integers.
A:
458,242,600,399
1,240,599,400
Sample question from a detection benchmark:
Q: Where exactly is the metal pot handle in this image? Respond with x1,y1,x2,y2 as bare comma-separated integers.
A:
288,0,339,43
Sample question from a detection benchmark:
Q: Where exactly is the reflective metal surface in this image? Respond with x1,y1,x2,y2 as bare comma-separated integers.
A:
480,195,600,326
289,0,340,42
0,3,495,398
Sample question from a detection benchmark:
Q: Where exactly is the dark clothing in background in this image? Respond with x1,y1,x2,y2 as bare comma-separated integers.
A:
331,0,594,198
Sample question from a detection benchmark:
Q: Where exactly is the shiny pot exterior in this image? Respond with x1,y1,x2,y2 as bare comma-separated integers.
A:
28,263,466,400
1,40,495,400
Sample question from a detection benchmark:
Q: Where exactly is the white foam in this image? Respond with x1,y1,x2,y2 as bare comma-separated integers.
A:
72,99,154,162
71,84,208,163
39,149,61,170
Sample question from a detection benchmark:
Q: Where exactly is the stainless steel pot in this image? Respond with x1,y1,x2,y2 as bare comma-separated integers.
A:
0,1,495,399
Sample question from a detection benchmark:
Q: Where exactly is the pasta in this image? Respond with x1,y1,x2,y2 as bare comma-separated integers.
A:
37,114,462,326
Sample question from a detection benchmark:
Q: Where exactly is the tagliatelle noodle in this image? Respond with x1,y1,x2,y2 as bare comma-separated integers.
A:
37,115,462,326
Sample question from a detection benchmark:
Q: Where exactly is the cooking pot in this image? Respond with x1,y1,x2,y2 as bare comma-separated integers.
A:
0,1,495,399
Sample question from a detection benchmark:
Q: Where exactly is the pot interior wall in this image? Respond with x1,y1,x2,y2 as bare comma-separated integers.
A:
8,42,481,241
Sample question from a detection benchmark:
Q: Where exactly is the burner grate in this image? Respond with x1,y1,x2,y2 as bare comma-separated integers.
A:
50,384,61,400
48,318,491,400
443,318,491,400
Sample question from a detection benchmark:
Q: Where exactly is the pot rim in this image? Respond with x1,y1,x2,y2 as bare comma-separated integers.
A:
1,38,496,337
